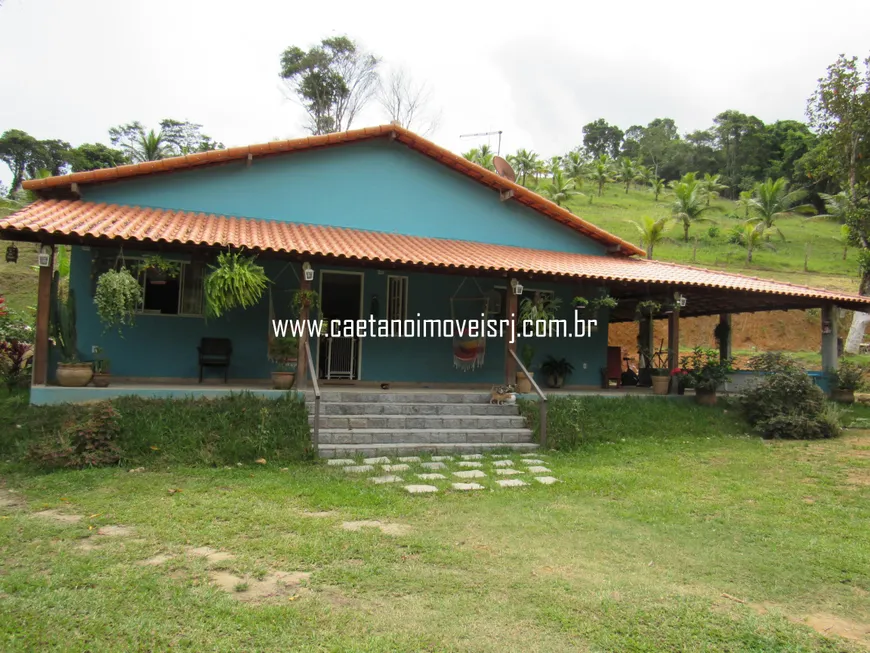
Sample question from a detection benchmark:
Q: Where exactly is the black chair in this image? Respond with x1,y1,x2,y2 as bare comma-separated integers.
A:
198,338,232,383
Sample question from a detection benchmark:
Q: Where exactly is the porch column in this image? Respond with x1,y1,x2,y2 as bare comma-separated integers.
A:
667,303,680,393
821,304,838,373
505,279,518,385
297,277,311,390
718,313,732,362
638,315,654,368
32,244,55,386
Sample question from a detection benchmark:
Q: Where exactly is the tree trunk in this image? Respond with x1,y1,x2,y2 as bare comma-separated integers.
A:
845,268,870,355
683,223,689,242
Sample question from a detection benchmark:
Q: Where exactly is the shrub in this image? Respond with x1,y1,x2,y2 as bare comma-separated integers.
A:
28,403,122,469
679,346,732,391
829,360,867,391
741,352,840,439
707,225,721,239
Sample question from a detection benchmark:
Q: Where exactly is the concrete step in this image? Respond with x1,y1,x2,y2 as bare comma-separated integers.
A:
309,414,527,430
305,401,520,416
317,427,534,445
304,391,492,404
318,442,540,458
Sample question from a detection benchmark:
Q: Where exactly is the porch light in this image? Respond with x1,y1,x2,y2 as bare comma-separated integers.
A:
510,278,523,295
37,245,52,267
4,244,18,264
302,262,314,282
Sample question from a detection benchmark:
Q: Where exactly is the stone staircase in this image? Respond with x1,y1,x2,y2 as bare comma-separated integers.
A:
304,391,539,458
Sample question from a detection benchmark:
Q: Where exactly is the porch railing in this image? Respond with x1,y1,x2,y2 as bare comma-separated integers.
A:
509,349,547,448
304,338,320,451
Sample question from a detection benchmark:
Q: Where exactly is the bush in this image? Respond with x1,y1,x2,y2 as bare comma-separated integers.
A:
28,403,122,469
3,392,313,469
707,225,721,239
741,352,841,439
829,360,867,391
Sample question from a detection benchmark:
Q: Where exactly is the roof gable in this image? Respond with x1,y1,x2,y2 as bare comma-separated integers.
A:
23,124,644,257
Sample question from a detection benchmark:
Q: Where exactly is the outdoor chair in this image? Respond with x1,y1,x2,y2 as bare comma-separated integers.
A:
198,337,232,383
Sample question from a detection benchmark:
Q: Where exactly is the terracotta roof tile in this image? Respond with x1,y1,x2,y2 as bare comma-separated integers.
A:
20,124,645,257
2,199,869,311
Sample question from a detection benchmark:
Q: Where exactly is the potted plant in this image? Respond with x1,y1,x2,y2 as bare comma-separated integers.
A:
94,266,143,333
670,367,689,395
650,367,670,395
92,348,111,387
138,254,180,285
291,288,321,316
52,289,93,387
829,360,866,404
490,383,516,404
517,344,535,393
679,346,733,405
541,356,574,388
270,336,299,390
204,249,270,318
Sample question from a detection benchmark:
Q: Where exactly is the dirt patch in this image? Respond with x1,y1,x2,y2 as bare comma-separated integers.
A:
32,510,82,524
97,525,133,537
300,511,336,518
0,489,25,509
209,570,311,603
75,539,100,552
137,554,174,566
803,613,870,644
340,520,411,536
186,546,235,563
847,471,870,487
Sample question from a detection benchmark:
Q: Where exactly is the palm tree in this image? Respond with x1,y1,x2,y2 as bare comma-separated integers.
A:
698,173,727,207
589,154,612,197
548,156,563,182
816,191,851,223
650,177,666,202
509,149,537,186
736,190,753,219
626,215,673,259
122,129,172,163
541,170,583,207
671,173,711,242
747,177,816,240
616,157,635,194
634,163,652,190
735,222,774,263
462,145,495,171
562,151,586,183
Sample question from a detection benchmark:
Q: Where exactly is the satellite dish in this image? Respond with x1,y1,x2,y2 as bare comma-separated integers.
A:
492,156,516,183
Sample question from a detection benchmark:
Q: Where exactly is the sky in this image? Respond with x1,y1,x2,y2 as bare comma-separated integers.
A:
1,0,869,187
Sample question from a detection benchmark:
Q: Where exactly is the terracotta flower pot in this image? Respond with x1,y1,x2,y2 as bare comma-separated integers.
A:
651,375,670,395
272,371,296,390
92,372,111,388
516,372,534,394
831,388,855,404
695,388,717,406
56,362,93,387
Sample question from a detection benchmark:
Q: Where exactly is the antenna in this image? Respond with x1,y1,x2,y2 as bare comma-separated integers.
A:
459,130,503,155
492,156,516,183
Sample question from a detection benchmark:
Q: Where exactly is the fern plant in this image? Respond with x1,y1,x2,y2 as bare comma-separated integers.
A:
204,250,269,318
94,267,143,334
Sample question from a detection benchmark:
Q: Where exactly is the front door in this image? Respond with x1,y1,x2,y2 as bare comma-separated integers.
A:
317,271,363,380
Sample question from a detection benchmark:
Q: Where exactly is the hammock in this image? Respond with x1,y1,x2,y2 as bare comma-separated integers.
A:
450,278,489,371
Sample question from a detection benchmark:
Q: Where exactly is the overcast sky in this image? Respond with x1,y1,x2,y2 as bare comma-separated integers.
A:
1,0,868,186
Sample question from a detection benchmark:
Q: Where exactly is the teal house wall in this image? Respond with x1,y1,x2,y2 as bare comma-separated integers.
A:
50,140,614,395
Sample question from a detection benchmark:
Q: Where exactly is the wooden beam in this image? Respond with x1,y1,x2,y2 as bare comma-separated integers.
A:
505,280,518,385
70,182,80,197
296,276,312,390
667,304,680,393
246,153,253,168
32,244,55,386
499,189,514,202
718,314,732,362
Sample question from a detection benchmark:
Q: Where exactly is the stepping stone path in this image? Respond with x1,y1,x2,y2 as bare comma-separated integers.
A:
452,483,484,491
453,470,486,479
404,485,439,494
370,475,403,484
496,479,529,488
327,452,561,493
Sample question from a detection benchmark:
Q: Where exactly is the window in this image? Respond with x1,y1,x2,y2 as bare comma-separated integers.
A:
137,259,204,316
386,275,408,321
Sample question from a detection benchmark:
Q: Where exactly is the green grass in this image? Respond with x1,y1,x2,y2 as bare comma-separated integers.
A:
2,397,869,651
0,244,39,313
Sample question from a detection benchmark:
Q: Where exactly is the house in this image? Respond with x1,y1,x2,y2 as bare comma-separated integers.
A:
3,125,869,413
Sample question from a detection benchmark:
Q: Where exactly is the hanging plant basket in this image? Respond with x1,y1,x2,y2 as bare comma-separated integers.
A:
94,267,143,334
138,254,181,286
204,249,269,318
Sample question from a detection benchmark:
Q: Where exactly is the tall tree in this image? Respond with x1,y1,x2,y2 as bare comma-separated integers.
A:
70,143,128,172
639,118,679,178
747,177,816,240
713,110,766,197
582,119,623,159
280,36,380,135
377,68,439,135
671,172,711,241
109,120,222,162
0,130,42,197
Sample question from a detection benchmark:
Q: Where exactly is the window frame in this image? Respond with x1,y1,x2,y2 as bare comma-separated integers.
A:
130,257,205,318
386,275,409,322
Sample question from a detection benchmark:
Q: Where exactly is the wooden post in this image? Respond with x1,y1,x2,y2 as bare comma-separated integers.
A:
297,277,311,390
821,304,838,376
667,303,680,394
505,280,518,385
32,244,55,386
718,314,732,362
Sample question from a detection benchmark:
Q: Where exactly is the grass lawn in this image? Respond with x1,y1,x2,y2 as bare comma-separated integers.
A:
2,397,869,651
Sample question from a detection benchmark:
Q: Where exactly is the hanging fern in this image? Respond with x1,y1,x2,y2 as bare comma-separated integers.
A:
204,250,269,318
94,267,143,334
